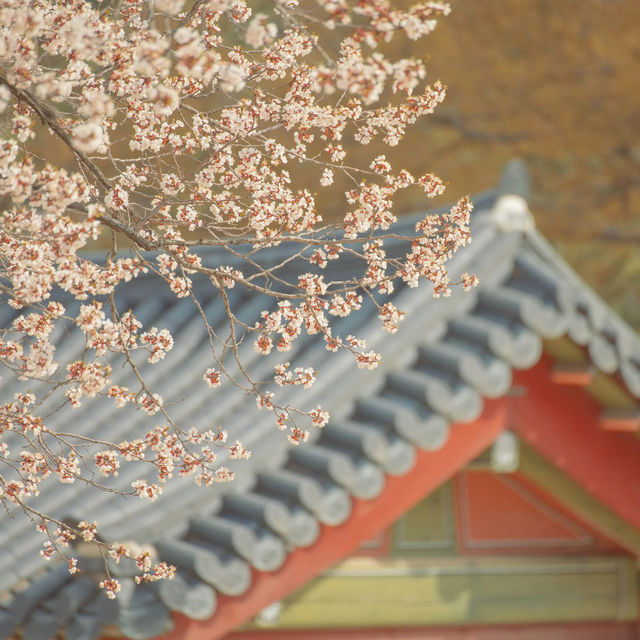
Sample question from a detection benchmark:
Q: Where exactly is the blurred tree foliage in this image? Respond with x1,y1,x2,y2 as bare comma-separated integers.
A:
402,0,640,326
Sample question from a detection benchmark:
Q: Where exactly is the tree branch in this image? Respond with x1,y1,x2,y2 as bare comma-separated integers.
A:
0,73,155,250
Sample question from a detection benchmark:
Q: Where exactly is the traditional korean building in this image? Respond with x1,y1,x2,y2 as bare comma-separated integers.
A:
1,161,640,640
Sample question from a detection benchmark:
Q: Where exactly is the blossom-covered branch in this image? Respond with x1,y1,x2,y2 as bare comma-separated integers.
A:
0,0,476,596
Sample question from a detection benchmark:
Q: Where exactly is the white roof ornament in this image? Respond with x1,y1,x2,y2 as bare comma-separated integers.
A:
490,430,520,473
492,193,535,233
491,158,535,234
255,601,282,626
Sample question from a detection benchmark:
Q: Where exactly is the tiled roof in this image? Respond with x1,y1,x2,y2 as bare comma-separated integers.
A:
1,161,639,640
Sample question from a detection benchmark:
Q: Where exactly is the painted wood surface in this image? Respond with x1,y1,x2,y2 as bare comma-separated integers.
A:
454,469,622,554
226,621,639,640
393,481,455,553
249,556,637,629
151,358,640,640
512,356,640,534
516,444,640,556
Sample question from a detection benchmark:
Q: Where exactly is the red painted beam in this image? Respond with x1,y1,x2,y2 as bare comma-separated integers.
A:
225,622,638,640
513,354,640,532
601,412,640,432
158,399,509,640
550,363,594,387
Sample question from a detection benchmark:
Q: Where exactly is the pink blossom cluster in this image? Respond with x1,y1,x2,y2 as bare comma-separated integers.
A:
274,362,317,389
35,518,176,598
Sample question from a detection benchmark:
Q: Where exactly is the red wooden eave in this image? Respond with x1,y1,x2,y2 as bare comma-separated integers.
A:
141,354,640,640
159,399,509,640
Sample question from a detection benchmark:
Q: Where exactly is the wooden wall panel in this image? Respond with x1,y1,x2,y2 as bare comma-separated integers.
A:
256,556,637,629
454,470,621,554
393,482,455,553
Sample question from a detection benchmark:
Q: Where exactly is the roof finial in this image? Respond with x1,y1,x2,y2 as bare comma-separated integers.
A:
491,159,535,233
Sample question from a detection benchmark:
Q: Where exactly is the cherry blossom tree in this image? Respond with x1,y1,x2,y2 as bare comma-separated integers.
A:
0,0,476,597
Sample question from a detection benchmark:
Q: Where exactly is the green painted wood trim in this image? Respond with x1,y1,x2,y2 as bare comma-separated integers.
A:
464,446,492,470
254,556,637,629
518,443,640,556
587,371,638,409
392,481,456,553
542,337,589,364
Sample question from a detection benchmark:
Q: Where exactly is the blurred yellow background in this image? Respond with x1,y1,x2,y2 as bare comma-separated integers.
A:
382,0,640,326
